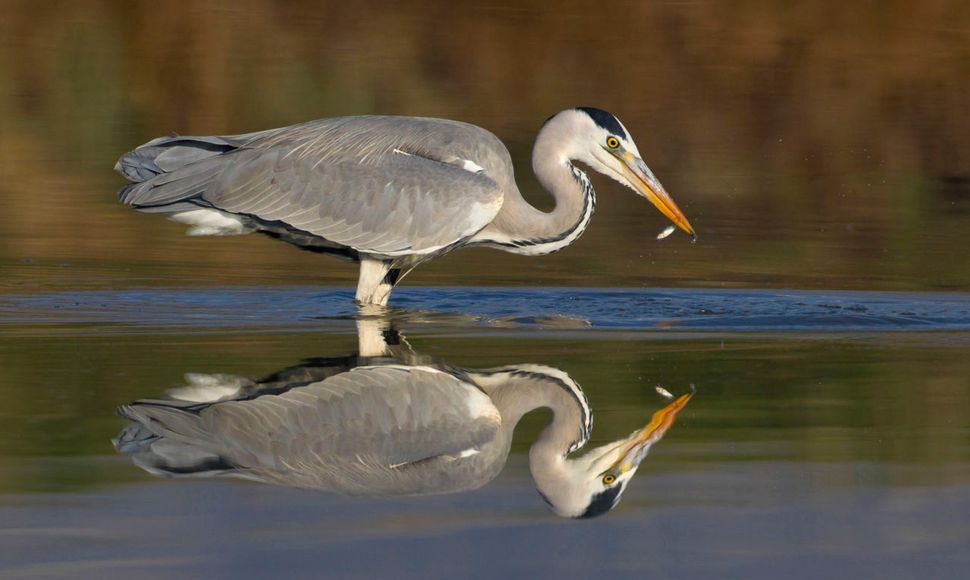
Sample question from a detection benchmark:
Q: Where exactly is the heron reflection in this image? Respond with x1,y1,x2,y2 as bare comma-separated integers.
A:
114,321,692,518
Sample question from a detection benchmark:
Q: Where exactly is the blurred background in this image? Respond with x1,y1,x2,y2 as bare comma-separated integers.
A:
1,0,969,292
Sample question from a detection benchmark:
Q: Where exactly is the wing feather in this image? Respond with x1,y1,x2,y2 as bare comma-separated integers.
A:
172,366,501,470
208,151,504,255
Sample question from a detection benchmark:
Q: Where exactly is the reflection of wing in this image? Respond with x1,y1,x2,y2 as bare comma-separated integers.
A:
116,366,501,492
118,116,508,256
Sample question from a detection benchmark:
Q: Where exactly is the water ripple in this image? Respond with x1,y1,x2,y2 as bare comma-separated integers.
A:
2,287,969,332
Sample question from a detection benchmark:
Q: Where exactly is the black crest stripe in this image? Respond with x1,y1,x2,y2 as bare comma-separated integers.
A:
576,107,627,139
577,485,624,519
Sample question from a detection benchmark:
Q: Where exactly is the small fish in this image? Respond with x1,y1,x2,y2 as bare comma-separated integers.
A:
655,385,675,400
656,225,676,240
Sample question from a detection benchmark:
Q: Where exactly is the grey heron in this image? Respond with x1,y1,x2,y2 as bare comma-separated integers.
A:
116,108,695,305
113,321,693,518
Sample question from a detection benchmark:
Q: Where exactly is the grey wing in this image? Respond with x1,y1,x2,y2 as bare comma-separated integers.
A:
118,117,508,256
119,366,500,475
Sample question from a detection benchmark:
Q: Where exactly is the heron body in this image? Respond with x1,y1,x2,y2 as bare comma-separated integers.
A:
116,109,695,305
114,323,693,518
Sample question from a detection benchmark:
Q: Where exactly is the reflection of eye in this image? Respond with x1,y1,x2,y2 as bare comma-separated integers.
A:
606,136,620,149
602,474,616,485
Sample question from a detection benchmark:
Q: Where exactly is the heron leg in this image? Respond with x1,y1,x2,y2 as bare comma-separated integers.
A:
355,258,395,306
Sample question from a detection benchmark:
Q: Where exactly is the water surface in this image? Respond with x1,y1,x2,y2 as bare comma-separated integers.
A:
3,287,970,334
2,296,969,578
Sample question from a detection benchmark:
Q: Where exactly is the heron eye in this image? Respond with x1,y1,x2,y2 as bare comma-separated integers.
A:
606,136,620,149
602,474,616,485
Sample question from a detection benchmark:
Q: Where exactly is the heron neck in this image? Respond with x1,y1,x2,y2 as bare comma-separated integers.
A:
473,366,590,486
525,410,591,510
466,365,594,514
472,134,595,255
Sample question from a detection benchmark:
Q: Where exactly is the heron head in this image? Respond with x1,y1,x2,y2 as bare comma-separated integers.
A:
540,108,696,240
534,388,693,519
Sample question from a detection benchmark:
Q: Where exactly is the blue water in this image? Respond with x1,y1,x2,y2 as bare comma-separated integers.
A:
3,287,969,332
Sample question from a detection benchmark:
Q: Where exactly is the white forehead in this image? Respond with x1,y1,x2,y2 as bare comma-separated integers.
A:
539,108,643,161
566,108,640,153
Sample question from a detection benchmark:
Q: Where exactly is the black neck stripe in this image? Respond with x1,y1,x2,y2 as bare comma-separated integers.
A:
494,163,595,251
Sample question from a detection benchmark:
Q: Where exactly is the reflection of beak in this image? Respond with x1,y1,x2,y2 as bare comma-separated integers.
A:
617,152,696,240
609,387,694,474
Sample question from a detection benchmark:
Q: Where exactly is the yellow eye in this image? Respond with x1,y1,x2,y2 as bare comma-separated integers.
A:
602,474,616,485
606,136,620,149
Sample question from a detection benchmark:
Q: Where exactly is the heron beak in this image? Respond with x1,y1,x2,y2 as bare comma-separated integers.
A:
617,152,696,240
608,388,693,474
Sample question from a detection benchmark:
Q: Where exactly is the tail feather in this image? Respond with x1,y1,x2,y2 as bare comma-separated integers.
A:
116,402,212,443
114,401,234,477
115,135,239,208
116,135,236,181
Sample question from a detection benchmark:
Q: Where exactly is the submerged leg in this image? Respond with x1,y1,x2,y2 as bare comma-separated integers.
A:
355,258,395,306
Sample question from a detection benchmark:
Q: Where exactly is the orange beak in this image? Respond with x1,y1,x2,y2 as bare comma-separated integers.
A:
609,386,694,474
618,152,696,241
